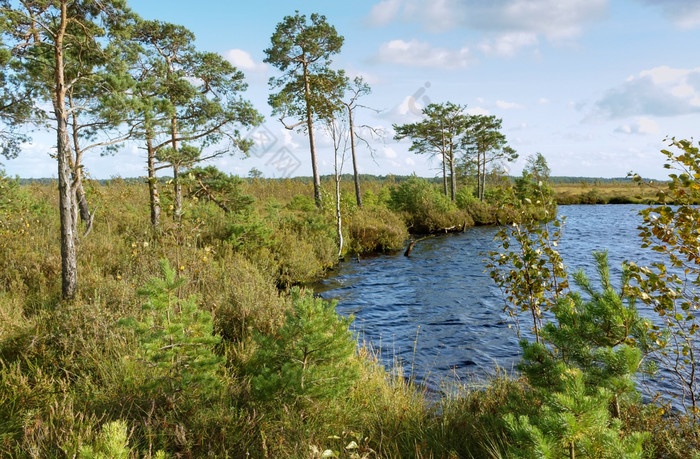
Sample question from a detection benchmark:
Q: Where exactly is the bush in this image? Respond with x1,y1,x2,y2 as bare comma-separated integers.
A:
488,220,654,457
286,194,316,212
455,185,478,209
212,251,290,344
120,260,223,404
247,289,360,406
389,176,467,233
345,205,408,254
464,200,497,225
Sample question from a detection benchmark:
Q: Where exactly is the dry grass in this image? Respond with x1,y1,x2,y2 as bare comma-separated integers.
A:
552,180,669,204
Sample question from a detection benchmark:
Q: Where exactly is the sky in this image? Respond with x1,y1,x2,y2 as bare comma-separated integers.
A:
5,0,700,180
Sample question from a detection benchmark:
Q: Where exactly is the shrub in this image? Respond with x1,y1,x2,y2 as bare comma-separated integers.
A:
464,200,497,225
120,260,223,404
212,251,290,344
389,176,466,233
345,206,408,254
247,289,360,406
455,185,478,209
489,221,653,457
286,194,316,212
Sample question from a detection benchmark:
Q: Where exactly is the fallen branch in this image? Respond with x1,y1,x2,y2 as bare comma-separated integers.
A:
404,235,434,256
404,221,470,256
195,176,230,213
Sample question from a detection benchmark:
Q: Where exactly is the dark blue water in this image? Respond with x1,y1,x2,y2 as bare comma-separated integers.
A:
316,205,665,390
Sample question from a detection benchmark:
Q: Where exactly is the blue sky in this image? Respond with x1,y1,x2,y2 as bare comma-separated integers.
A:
5,0,700,179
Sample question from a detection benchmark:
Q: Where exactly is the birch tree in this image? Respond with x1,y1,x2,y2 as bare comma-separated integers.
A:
341,76,374,208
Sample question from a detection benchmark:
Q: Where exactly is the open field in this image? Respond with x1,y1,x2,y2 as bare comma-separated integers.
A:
552,180,671,204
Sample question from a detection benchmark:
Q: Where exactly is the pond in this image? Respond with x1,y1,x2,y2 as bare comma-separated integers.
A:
316,205,672,394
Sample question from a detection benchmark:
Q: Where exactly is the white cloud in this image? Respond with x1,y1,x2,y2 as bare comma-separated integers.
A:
510,122,529,131
405,157,416,165
467,106,490,116
614,117,659,135
374,39,473,69
496,100,524,110
221,49,267,73
368,0,403,26
366,0,607,55
634,0,700,29
345,66,383,85
591,66,700,119
281,126,301,149
538,98,550,104
478,32,538,57
383,146,398,158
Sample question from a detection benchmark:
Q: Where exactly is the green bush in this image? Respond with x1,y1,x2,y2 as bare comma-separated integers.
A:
455,185,478,209
345,205,408,253
120,260,223,403
286,193,316,212
489,221,653,457
464,200,497,225
389,176,467,233
247,288,360,406
212,251,290,344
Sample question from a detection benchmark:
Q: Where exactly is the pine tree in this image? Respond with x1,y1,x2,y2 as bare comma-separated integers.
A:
507,252,652,457
248,288,359,405
506,369,647,459
121,260,223,403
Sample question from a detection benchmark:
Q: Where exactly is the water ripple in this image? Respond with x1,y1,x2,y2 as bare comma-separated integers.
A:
316,205,689,399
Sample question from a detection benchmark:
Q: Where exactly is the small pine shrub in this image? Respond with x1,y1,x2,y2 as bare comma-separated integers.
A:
78,420,168,459
78,421,131,459
247,288,360,406
518,252,655,414
120,260,223,404
505,369,647,459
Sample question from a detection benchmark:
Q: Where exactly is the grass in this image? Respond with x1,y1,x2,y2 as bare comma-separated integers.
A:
0,173,697,457
552,180,669,204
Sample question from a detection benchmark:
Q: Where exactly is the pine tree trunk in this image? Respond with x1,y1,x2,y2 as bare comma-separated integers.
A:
479,150,486,201
476,150,482,201
55,1,78,300
335,173,343,257
69,91,92,230
170,114,182,222
442,151,448,197
481,157,487,201
147,134,161,231
303,64,322,207
173,164,182,222
569,440,575,459
441,128,449,198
